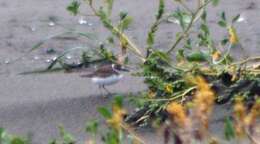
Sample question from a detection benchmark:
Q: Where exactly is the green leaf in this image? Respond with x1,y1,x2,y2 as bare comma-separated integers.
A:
104,0,114,15
103,130,119,144
224,117,236,141
113,96,124,108
145,0,164,57
99,46,116,61
221,11,226,21
181,14,192,30
186,51,209,62
67,1,80,16
107,36,114,44
221,38,229,46
218,20,227,27
48,139,57,144
152,50,171,63
156,0,165,20
118,16,133,30
201,11,207,21
0,128,5,138
232,14,241,23
212,0,220,6
98,8,114,30
119,11,128,20
147,32,155,46
201,24,209,34
86,120,99,134
176,49,185,61
184,38,192,49
11,137,26,144
171,10,191,30
58,126,76,144
0,128,11,143
97,107,112,119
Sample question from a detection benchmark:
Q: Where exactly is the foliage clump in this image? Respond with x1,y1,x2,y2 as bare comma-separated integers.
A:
17,0,260,143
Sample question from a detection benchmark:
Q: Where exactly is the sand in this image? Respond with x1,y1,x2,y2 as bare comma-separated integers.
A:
0,0,259,143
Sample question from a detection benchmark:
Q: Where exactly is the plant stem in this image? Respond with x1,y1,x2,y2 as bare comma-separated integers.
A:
114,28,146,62
169,86,196,101
148,86,197,102
166,11,197,54
245,129,259,144
145,0,165,58
166,0,213,54
88,2,146,62
232,56,260,66
121,123,146,144
179,1,193,14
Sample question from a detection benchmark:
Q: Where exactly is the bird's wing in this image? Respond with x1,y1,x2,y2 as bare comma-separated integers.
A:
95,65,119,76
95,65,112,73
80,65,118,78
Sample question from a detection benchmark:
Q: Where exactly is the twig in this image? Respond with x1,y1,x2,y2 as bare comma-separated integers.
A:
146,0,165,58
245,129,259,144
148,86,197,102
179,1,193,14
166,0,213,54
121,123,146,144
87,1,146,62
232,56,260,66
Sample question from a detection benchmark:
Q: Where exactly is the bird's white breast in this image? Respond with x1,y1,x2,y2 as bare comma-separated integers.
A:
92,74,123,86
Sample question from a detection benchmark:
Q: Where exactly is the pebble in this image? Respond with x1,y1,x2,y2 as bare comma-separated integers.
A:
4,60,10,64
45,59,52,63
33,56,40,60
46,48,56,54
237,16,246,23
78,17,88,25
48,21,56,27
52,56,57,61
88,23,93,26
31,26,36,32
65,55,72,60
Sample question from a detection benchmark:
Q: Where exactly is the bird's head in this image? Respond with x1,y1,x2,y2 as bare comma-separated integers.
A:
112,64,130,72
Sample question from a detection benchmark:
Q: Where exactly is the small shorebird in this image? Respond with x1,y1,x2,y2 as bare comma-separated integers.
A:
81,63,129,95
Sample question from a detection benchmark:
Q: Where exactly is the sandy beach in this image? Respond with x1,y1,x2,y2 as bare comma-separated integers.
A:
0,0,259,143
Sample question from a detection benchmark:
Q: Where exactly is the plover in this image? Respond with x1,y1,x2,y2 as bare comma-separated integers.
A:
81,63,129,95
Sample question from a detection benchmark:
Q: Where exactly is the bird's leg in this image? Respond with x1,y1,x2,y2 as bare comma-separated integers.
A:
102,85,112,96
99,85,105,97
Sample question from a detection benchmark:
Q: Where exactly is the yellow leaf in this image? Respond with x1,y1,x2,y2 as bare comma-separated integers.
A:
228,26,239,45
212,50,221,62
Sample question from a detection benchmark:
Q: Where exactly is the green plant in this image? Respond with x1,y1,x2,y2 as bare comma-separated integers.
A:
0,128,30,144
23,0,260,132
49,126,76,144
85,96,145,144
16,0,260,143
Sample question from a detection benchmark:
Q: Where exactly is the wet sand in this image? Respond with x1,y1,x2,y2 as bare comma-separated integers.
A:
0,0,259,143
